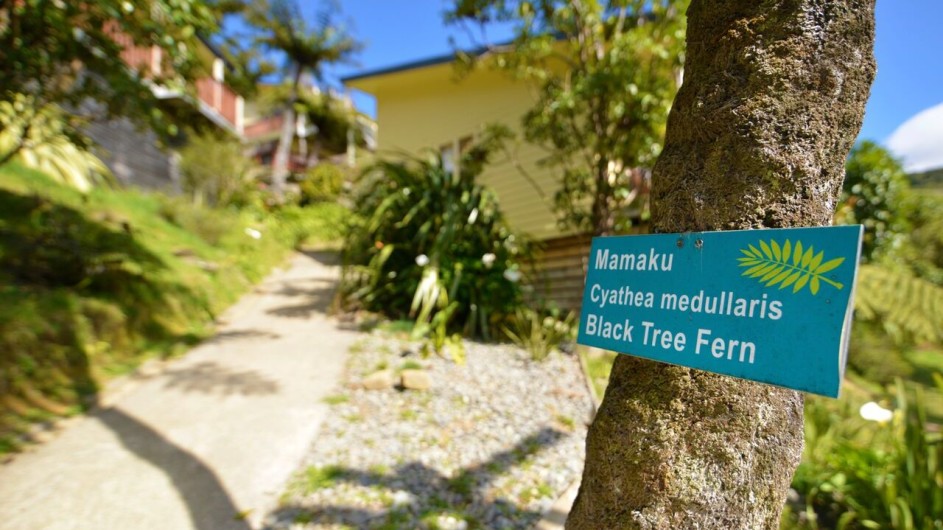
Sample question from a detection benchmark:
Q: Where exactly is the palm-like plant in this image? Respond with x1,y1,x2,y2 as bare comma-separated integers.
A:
240,0,360,197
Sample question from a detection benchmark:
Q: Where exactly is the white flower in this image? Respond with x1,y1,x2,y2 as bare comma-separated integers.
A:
859,401,893,422
482,253,496,268
503,268,522,283
244,228,262,240
467,207,479,224
415,254,429,267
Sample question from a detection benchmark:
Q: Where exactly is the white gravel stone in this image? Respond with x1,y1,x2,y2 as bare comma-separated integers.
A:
271,334,594,529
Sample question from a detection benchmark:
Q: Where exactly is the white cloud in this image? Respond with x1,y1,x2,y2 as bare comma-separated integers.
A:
887,102,943,173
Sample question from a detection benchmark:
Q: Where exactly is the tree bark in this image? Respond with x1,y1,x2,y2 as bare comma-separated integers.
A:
567,1,875,529
272,67,304,199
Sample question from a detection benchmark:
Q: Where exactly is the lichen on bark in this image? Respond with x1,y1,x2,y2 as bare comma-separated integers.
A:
566,1,875,528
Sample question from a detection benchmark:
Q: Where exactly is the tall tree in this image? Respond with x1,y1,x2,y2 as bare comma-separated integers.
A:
232,0,359,197
566,1,875,528
447,0,687,235
0,0,219,164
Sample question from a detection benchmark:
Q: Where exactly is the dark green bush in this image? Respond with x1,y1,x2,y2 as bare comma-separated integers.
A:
341,135,531,342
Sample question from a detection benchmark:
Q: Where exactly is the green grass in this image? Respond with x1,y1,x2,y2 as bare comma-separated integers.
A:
301,465,348,492
398,360,423,372
322,394,350,405
0,162,314,454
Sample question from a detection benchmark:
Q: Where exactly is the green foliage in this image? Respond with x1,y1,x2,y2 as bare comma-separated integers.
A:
299,163,346,204
270,203,350,249
238,0,361,77
0,97,113,191
446,0,687,234
0,162,293,454
738,239,845,295
301,465,348,492
341,136,530,349
898,191,943,286
0,0,218,161
178,132,261,207
908,168,943,191
854,264,943,344
158,196,235,246
503,307,576,361
785,377,943,530
580,348,617,401
847,323,914,387
837,141,911,261
221,0,361,192
252,84,366,164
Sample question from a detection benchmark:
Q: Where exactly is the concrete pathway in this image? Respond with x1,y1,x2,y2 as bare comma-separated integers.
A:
0,252,358,530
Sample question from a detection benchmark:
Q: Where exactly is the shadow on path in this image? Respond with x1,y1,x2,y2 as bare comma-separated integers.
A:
206,329,281,344
265,283,337,319
94,407,251,530
299,250,339,266
267,426,565,529
161,361,280,396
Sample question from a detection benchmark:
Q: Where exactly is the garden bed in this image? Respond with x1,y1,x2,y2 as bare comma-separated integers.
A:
267,333,594,530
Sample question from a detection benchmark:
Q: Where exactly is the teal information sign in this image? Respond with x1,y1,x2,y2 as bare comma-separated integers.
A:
577,226,863,397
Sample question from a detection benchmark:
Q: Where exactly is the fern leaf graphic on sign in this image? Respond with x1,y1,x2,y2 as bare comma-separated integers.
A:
737,239,845,295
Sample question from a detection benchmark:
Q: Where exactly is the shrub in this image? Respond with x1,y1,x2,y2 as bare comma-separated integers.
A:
785,376,943,530
270,203,350,249
0,96,113,192
503,307,576,361
178,132,262,207
341,133,530,345
299,163,347,204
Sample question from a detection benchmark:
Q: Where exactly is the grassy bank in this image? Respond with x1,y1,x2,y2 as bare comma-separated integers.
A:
0,162,345,454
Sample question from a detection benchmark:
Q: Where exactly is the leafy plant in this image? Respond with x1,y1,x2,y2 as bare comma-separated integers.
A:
836,141,911,262
503,307,576,361
738,240,845,295
299,163,347,204
178,132,262,207
785,376,943,530
446,0,688,235
0,0,219,164
0,97,113,192
854,265,943,344
341,133,530,352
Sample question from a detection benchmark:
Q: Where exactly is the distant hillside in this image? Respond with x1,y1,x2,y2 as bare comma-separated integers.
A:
909,167,943,190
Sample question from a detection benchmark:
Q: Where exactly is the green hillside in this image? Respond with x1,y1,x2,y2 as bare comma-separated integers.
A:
0,163,296,454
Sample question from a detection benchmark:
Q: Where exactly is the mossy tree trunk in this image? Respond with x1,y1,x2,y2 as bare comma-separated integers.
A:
566,1,875,529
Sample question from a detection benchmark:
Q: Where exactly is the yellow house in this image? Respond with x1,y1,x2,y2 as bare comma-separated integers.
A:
343,52,590,309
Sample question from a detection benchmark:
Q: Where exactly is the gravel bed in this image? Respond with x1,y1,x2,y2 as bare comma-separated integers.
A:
265,332,594,530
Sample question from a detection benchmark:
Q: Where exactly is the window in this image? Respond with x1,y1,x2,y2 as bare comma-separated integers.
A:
439,136,474,176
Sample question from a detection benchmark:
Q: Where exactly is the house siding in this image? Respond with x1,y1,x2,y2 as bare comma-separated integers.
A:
362,65,562,241
348,61,602,310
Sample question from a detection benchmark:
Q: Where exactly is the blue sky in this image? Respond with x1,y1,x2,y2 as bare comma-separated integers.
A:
319,1,942,167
